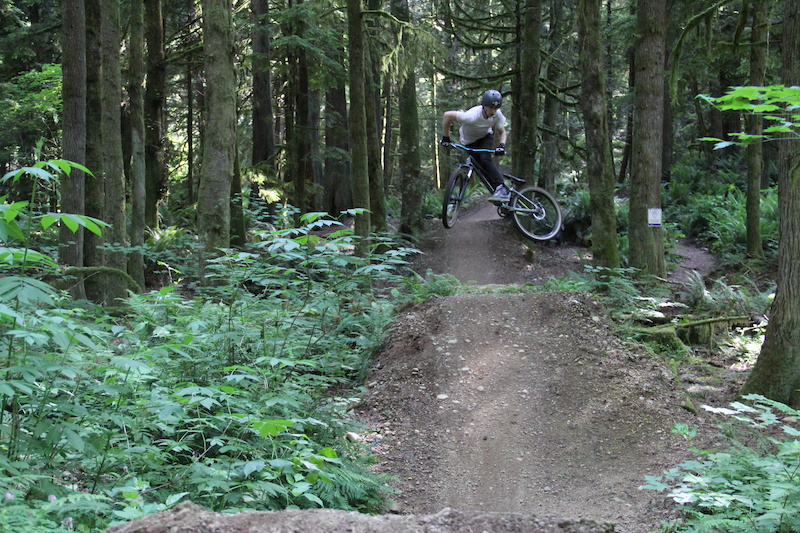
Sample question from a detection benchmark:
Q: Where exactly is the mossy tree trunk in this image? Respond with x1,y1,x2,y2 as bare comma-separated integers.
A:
61,0,87,299
578,0,620,272
628,0,666,278
347,0,371,253
197,0,236,280
101,0,128,304
741,0,800,407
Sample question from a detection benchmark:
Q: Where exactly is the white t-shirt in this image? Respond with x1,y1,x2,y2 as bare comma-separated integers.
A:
455,105,506,145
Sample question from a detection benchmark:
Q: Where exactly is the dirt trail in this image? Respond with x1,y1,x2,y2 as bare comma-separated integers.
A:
357,203,722,532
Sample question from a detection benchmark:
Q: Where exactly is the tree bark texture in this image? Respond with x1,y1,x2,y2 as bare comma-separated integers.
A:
512,0,541,182
347,0,371,250
128,0,146,290
746,0,767,259
365,42,387,233
83,0,105,301
324,84,352,214
540,0,565,194
392,0,424,237
60,0,87,300
145,0,166,229
251,0,275,171
578,0,620,271
741,0,800,406
197,0,236,277
628,0,666,277
101,0,128,304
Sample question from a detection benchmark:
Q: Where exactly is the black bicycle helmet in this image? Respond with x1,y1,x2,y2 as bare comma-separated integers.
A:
481,89,502,108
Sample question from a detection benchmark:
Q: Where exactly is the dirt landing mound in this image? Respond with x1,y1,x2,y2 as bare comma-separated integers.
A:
358,291,698,532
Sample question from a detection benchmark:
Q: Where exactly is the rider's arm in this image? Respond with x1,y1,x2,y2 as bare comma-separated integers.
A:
442,111,459,138
495,123,507,147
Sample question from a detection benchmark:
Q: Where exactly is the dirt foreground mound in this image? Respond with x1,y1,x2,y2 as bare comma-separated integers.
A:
106,501,614,533
357,291,699,532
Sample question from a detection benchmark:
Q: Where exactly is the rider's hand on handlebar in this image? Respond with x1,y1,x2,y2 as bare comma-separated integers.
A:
495,143,506,157
440,136,452,147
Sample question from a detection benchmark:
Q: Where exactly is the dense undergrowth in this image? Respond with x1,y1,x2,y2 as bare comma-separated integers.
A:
1,149,792,532
0,163,426,531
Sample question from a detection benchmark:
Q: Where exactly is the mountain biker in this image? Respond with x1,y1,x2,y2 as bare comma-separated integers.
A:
440,89,509,202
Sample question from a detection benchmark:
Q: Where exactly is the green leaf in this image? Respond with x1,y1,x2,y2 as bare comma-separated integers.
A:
318,447,338,459
0,276,58,305
63,427,85,452
165,492,189,507
243,460,266,477
253,419,295,438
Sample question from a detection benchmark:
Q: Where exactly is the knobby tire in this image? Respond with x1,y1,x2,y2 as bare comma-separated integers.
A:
510,185,562,241
442,168,469,228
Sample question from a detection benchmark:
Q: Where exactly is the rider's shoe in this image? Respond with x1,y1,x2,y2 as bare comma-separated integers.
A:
489,184,510,203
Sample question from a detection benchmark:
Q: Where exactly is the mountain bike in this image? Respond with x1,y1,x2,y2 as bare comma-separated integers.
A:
441,143,563,241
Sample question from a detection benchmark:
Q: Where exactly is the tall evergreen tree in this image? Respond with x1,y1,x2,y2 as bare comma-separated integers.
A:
60,0,86,299
251,0,275,176
741,0,800,406
101,0,128,303
128,0,146,289
392,0,423,236
347,0,371,250
628,0,666,277
197,0,236,278
745,0,767,259
578,0,619,271
83,0,105,301
512,0,541,182
145,0,166,229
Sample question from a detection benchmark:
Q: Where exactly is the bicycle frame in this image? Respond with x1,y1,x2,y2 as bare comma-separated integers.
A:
442,142,563,240
447,143,525,209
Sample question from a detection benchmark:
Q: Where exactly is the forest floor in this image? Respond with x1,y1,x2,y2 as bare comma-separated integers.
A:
109,201,752,533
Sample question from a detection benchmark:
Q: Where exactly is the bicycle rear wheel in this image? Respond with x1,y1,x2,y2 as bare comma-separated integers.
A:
442,167,469,228
510,185,562,241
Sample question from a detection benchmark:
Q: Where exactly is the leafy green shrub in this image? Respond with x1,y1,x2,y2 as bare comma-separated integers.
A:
403,269,461,301
2,165,416,531
643,395,800,532
675,186,779,266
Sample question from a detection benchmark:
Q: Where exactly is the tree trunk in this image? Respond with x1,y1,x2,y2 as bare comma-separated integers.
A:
128,0,146,290
186,0,197,205
101,0,128,304
392,0,423,237
382,76,395,191
365,43,387,233
741,0,800,406
197,0,236,279
84,0,105,302
540,0,564,194
347,0,371,252
324,84,352,214
745,0,767,259
366,0,386,233
310,89,324,211
60,0,87,299
144,0,166,229
579,0,620,271
512,0,541,182
628,0,666,278
251,0,275,173
230,148,246,247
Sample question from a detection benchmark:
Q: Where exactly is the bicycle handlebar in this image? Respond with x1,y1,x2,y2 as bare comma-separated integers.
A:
445,142,496,153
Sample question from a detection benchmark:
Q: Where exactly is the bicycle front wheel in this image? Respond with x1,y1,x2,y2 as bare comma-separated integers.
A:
442,168,469,228
510,186,562,241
